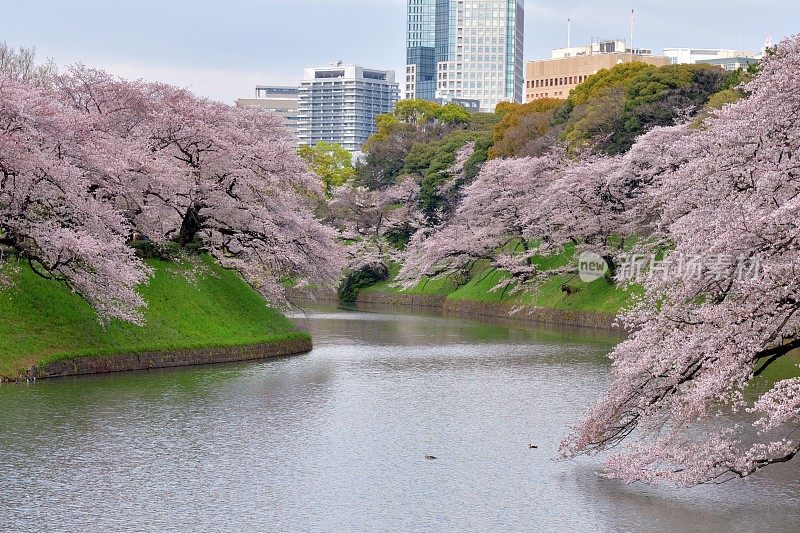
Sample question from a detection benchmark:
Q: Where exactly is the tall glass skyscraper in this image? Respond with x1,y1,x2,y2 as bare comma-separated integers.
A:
405,0,524,111
405,0,438,101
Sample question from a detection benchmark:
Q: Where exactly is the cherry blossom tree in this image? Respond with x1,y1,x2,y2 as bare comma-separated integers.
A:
1,64,342,323
331,143,477,283
561,35,800,484
533,125,693,275
0,41,57,82
397,154,563,288
55,67,343,304
397,123,694,291
330,175,422,273
144,87,343,302
434,140,477,216
0,75,150,323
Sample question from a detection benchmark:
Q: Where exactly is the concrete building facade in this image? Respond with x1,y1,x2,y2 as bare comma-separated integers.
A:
552,39,654,59
525,40,669,102
297,64,399,154
236,86,300,138
696,56,760,71
663,48,757,65
437,95,481,111
405,0,524,112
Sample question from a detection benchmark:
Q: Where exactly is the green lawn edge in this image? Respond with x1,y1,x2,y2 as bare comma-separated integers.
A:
361,249,641,315
0,255,308,378
360,255,800,380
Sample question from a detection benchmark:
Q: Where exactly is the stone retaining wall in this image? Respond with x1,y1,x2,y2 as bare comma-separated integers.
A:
355,291,446,309
20,337,313,382
355,291,620,330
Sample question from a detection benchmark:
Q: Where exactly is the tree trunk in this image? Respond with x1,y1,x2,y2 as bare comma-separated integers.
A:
602,255,617,284
178,203,203,246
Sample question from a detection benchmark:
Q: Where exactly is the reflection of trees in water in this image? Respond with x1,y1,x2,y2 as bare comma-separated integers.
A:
0,357,337,477
294,306,614,375
569,459,800,533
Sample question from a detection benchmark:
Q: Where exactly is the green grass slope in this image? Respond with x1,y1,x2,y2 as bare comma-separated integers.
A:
361,255,800,380
361,249,640,315
0,256,308,378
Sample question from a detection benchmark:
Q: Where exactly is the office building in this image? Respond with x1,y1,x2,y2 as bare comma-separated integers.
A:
236,86,300,138
437,96,481,111
525,39,669,102
297,63,399,154
405,0,525,112
405,0,437,101
696,56,760,71
552,39,654,59
663,48,757,65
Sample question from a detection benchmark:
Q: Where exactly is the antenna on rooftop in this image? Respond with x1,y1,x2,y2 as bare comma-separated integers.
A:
567,18,572,50
629,9,635,60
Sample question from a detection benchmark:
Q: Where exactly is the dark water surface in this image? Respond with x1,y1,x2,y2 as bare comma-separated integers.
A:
1,305,798,532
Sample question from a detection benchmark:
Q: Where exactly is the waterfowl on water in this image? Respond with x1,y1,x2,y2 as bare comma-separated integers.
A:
425,455,437,460
529,444,538,449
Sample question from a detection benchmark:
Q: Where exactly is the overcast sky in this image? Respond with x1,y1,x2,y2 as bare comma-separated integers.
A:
1,0,796,103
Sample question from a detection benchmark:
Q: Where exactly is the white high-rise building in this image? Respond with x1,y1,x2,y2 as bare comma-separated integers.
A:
297,64,399,154
236,86,300,140
406,0,524,112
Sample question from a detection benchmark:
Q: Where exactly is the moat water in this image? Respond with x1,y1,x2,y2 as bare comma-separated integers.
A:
1,305,798,532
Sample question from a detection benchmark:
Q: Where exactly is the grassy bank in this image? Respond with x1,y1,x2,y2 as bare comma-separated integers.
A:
0,256,308,379
359,258,800,380
361,250,640,315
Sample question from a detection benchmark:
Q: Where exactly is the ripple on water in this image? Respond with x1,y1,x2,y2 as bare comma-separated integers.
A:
0,306,798,532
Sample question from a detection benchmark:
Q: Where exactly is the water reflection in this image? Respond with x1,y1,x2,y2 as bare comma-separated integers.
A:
0,304,797,532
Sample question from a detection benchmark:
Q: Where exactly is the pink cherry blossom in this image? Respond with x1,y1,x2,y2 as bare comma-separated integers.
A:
0,74,150,323
54,66,344,305
562,35,800,484
1,65,343,321
403,35,800,483
330,175,422,271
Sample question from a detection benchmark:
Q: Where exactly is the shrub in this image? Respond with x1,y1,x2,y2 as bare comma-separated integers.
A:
337,263,390,302
129,240,182,261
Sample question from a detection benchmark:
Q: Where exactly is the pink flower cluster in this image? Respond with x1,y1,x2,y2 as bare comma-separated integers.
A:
0,67,343,323
400,35,800,484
